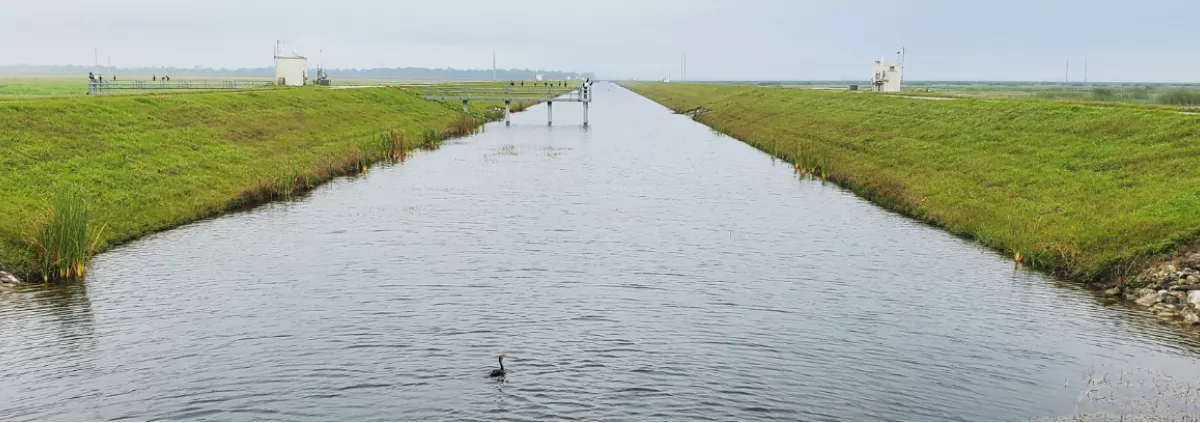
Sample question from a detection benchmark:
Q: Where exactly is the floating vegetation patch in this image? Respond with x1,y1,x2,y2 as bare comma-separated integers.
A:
403,205,428,217
1039,367,1200,421
542,146,571,158
482,144,520,163
495,144,518,156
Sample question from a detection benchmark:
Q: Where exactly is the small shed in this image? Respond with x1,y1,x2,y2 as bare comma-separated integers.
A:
274,55,308,86
871,59,902,92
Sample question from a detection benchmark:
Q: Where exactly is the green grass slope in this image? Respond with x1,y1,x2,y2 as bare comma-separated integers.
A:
0,87,474,277
624,82,1200,285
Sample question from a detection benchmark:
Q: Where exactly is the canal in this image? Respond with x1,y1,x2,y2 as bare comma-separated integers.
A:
2,83,1199,420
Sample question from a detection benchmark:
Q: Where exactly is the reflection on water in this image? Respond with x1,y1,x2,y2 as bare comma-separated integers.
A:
2,84,1200,421
0,282,96,353
0,282,97,419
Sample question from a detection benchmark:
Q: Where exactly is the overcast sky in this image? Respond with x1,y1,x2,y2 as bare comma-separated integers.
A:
1,0,1196,82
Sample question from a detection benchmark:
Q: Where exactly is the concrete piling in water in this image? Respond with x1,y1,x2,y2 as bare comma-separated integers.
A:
547,101,553,126
504,100,511,126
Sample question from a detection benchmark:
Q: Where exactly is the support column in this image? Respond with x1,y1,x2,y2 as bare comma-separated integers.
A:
583,102,589,127
462,99,469,113
547,101,553,126
504,100,511,126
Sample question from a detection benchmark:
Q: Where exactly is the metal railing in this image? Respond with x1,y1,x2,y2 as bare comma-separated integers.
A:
87,80,275,95
408,83,591,102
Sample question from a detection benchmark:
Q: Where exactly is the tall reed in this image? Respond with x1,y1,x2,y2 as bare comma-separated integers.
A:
380,130,408,162
792,146,831,181
445,115,479,138
423,128,443,148
27,189,106,282
278,165,298,199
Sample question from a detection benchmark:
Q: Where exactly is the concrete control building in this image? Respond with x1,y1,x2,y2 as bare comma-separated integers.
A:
274,55,308,86
871,59,903,92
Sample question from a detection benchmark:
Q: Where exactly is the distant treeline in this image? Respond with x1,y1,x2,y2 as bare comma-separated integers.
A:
0,64,594,80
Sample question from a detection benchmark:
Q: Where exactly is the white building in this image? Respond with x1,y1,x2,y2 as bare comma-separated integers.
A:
871,59,903,92
871,59,902,92
274,55,308,86
535,74,544,81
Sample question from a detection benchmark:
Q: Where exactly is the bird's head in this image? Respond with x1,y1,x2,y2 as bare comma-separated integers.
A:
499,354,509,359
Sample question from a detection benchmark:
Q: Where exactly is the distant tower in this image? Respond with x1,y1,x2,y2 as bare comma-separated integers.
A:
680,53,686,82
492,52,496,81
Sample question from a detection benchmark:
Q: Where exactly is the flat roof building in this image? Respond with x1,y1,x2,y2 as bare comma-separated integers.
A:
275,56,308,87
871,59,902,92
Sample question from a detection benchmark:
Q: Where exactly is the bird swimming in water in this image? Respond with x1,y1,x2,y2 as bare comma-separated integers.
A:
490,354,509,377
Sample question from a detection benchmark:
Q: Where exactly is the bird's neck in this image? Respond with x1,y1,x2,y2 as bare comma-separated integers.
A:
498,357,505,370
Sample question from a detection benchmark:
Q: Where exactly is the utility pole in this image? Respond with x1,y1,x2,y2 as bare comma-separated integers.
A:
492,52,496,81
1084,60,1088,84
1065,60,1069,83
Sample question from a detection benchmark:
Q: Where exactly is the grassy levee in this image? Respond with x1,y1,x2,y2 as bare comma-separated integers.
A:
623,82,1200,286
0,86,489,280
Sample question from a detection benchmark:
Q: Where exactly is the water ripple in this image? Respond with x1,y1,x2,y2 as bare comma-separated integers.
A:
3,84,1200,421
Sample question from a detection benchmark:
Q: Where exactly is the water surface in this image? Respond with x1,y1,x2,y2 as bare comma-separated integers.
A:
2,84,1199,421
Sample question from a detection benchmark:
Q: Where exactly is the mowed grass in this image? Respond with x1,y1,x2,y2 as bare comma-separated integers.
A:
710,80,1200,109
0,74,581,100
0,75,88,98
0,74,288,101
624,82,1200,284
899,82,1200,107
0,86,477,278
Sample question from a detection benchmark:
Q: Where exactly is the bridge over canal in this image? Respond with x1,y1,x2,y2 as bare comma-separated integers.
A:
405,83,594,127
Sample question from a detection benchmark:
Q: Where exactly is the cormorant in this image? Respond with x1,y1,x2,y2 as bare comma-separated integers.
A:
489,354,509,377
